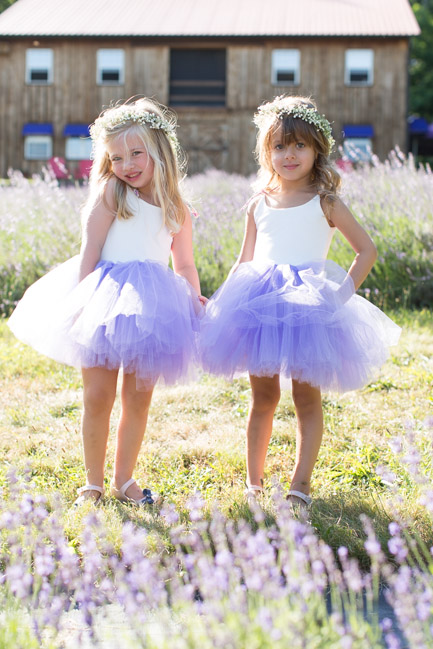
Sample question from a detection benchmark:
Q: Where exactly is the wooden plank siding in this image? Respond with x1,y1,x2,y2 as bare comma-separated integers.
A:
227,38,409,166
0,37,410,177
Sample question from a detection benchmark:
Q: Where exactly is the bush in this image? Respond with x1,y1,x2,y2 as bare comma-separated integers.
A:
332,150,433,309
0,170,83,317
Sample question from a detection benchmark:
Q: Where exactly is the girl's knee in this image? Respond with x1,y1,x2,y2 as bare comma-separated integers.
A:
83,383,116,415
121,381,154,414
251,382,281,412
292,381,321,413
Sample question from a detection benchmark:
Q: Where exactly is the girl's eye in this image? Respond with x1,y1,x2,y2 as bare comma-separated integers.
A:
275,144,283,150
111,156,121,162
296,142,305,149
132,150,142,156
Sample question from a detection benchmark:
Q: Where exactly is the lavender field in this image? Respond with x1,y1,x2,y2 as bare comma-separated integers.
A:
2,429,433,649
0,155,432,648
1,149,433,315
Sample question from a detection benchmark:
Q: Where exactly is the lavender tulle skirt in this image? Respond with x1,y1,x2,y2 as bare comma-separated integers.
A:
200,259,401,393
8,256,202,389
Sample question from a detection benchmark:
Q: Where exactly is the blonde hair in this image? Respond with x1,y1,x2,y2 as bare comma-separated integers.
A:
254,95,341,221
87,97,187,233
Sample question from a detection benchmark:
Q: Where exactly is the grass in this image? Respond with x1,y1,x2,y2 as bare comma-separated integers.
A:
1,308,432,568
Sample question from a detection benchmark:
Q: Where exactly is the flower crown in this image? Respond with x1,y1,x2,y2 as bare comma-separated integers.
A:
254,100,335,151
90,105,179,151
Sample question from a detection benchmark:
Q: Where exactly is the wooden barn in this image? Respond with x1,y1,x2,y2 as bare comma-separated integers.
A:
0,0,420,178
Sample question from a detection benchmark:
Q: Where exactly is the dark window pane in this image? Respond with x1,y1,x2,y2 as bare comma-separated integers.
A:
277,70,295,83
30,69,49,81
349,70,369,83
101,69,120,82
170,49,226,106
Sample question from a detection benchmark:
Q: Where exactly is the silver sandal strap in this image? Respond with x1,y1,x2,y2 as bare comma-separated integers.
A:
287,490,312,506
77,484,104,495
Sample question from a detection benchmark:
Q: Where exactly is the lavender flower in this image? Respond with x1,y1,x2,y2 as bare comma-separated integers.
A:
186,491,206,522
4,444,433,648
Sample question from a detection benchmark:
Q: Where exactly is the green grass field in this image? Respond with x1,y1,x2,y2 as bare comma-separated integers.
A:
1,309,432,568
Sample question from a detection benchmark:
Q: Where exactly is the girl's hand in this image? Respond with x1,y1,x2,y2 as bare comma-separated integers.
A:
334,274,355,305
324,274,355,308
198,295,209,306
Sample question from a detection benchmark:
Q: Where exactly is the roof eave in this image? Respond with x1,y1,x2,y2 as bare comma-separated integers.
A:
0,31,421,38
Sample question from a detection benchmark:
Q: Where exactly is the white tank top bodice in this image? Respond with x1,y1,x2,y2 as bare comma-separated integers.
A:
100,190,172,265
253,194,335,266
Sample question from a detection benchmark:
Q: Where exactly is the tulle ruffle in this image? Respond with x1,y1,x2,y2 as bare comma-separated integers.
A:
200,259,401,392
8,255,202,389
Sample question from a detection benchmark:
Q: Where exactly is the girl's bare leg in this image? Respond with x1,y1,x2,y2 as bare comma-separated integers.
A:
290,379,323,499
81,367,119,498
112,373,154,500
246,374,281,487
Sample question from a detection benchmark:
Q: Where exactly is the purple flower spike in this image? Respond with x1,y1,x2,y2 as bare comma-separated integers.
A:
388,522,400,536
186,492,205,522
365,538,382,556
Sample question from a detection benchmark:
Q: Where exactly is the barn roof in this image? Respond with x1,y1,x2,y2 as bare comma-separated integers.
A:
0,0,420,38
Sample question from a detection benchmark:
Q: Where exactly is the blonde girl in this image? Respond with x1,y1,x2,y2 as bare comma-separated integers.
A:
201,95,400,506
9,97,204,506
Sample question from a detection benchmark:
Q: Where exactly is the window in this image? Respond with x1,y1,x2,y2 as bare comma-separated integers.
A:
343,138,372,161
170,49,226,107
26,48,53,84
271,49,300,85
22,123,53,160
65,138,92,160
63,125,92,160
24,136,53,160
343,124,374,161
345,49,374,86
97,49,124,85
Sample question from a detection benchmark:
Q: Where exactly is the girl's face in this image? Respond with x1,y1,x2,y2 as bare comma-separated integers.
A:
270,126,316,186
107,132,155,199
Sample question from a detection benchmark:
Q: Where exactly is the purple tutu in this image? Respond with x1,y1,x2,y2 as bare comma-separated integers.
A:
200,259,401,392
8,255,201,389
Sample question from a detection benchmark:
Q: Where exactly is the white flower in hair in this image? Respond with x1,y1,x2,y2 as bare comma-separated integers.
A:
254,98,335,151
90,104,179,151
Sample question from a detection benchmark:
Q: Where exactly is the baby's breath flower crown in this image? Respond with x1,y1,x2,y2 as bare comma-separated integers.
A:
90,103,179,151
254,98,335,151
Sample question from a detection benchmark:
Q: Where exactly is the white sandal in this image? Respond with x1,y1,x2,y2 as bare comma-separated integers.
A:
244,480,264,502
286,490,312,507
111,478,160,506
73,484,104,507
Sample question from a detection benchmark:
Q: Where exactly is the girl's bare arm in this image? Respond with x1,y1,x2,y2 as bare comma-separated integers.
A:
228,199,258,277
330,197,377,290
79,181,116,281
171,206,201,296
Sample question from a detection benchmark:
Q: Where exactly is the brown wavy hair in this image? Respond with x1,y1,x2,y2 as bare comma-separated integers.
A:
254,95,341,223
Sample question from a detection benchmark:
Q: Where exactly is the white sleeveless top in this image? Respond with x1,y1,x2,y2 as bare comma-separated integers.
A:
253,194,335,266
100,189,173,265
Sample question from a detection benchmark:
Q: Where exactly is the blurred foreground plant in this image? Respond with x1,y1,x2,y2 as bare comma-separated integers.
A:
2,416,433,649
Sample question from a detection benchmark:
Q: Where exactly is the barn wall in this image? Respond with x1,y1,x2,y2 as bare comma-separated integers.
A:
0,36,409,177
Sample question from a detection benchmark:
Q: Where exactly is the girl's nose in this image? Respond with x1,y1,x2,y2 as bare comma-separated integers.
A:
285,145,296,158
